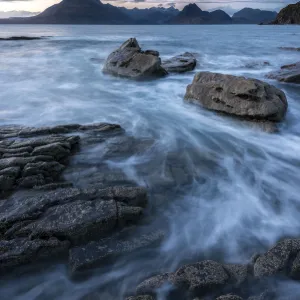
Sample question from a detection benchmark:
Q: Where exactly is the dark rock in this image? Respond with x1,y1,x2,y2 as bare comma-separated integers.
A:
253,239,300,278
223,264,249,286
279,47,300,52
0,122,121,192
162,52,197,73
267,62,300,84
216,295,244,300
0,238,70,272
126,296,154,300
14,199,142,243
185,72,288,122
103,38,167,79
69,230,164,274
0,36,45,41
172,260,229,295
136,273,172,295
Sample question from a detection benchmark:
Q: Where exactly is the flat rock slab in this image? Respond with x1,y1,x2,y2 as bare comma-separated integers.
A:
0,123,121,192
69,230,164,274
0,238,70,272
266,62,300,84
103,38,167,79
0,185,147,272
185,72,287,122
162,52,197,73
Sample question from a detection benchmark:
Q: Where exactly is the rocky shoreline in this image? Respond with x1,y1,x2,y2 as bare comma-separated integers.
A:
0,37,300,299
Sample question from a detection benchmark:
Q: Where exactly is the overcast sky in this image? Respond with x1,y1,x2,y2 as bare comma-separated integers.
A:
0,0,297,13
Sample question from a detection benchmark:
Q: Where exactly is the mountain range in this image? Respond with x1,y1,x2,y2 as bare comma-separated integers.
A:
0,0,283,25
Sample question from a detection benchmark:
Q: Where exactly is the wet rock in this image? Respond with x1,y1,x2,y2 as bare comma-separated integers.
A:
266,62,300,84
103,38,167,79
69,230,164,274
223,264,249,286
244,61,270,69
136,273,173,295
216,295,243,300
172,260,229,295
136,260,251,298
0,238,70,272
253,239,300,278
15,199,141,243
0,122,121,192
162,52,197,73
126,296,154,300
0,184,147,271
0,36,46,41
279,47,300,52
185,72,288,122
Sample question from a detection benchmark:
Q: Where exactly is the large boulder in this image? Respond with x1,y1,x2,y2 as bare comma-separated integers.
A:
266,62,300,84
162,52,197,73
184,72,288,122
103,38,167,79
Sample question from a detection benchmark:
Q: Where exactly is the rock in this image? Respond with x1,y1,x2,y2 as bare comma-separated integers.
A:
0,185,147,271
172,260,229,295
266,62,300,84
216,295,244,300
103,38,167,79
253,239,300,278
136,261,247,297
69,230,164,274
185,72,287,122
126,296,154,300
0,36,45,41
15,199,142,243
162,52,197,73
0,122,121,192
0,238,70,272
279,47,300,52
136,273,172,295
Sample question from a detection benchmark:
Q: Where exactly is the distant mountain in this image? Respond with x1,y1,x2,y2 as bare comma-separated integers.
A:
0,0,132,24
169,3,231,24
272,1,300,24
232,8,277,24
120,6,179,24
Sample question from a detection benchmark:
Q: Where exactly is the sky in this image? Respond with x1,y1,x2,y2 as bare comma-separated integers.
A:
0,0,298,16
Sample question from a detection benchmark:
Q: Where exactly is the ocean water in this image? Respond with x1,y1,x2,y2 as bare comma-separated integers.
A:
0,25,300,299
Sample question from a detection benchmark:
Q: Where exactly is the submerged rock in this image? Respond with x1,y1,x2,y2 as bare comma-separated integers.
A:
0,36,46,41
184,72,288,122
162,52,197,73
103,38,167,79
69,230,164,274
267,62,300,84
279,47,300,52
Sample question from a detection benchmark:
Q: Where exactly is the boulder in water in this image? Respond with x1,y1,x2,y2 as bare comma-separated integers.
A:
266,62,300,84
103,38,167,79
184,72,287,122
162,52,197,73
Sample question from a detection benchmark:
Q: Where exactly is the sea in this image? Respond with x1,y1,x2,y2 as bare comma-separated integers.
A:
0,24,300,299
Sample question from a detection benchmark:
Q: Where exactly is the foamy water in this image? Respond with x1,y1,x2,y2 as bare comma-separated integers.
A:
0,25,300,299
